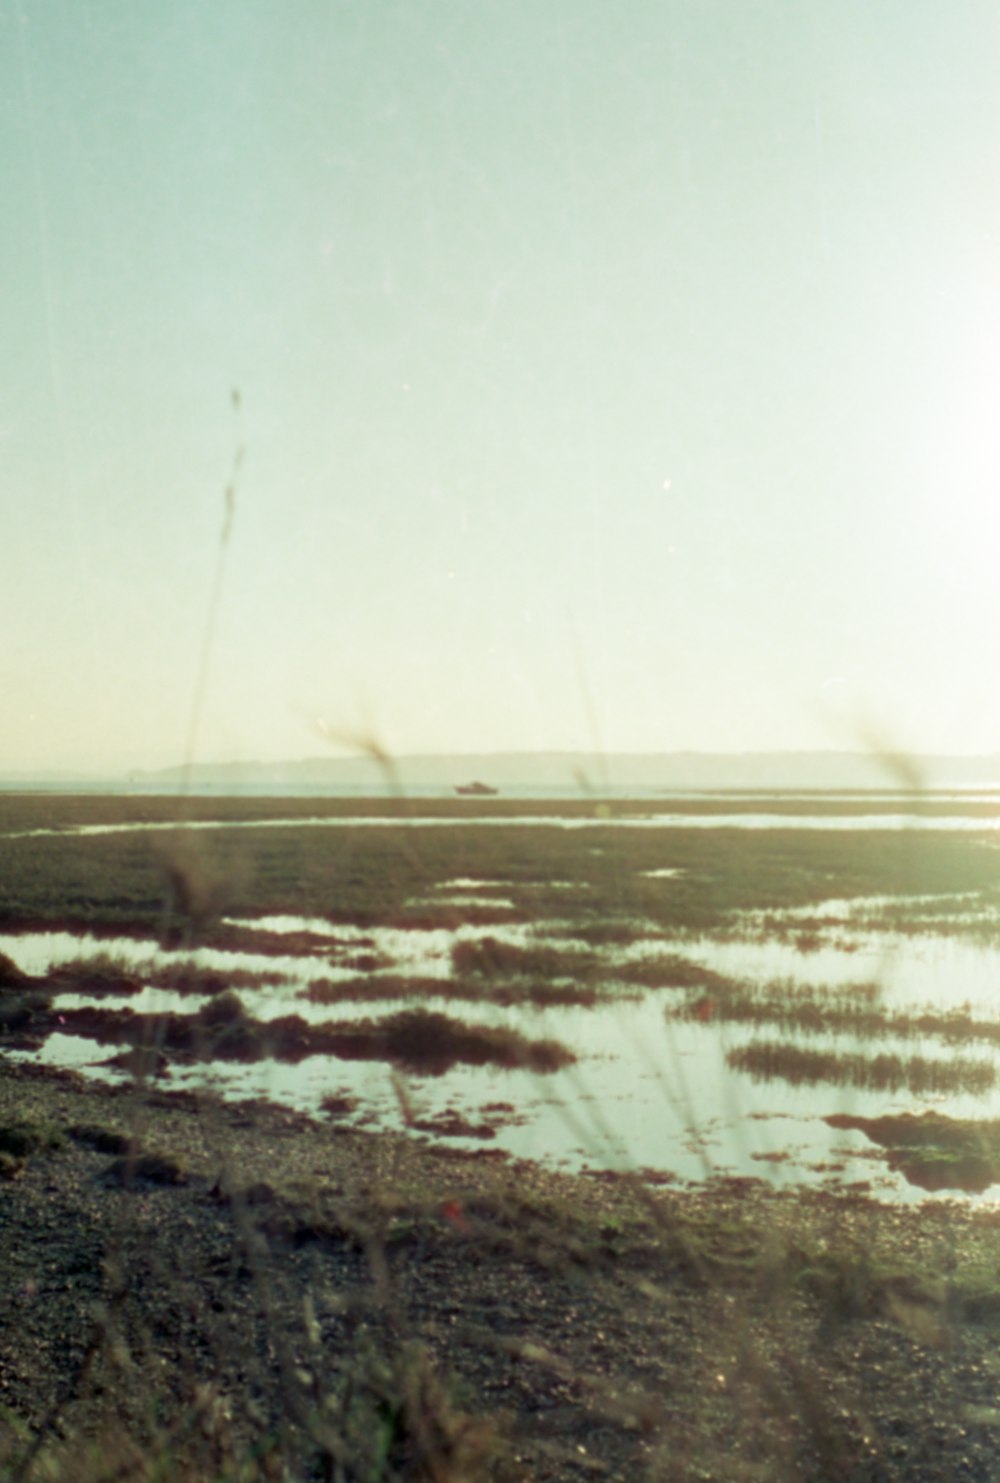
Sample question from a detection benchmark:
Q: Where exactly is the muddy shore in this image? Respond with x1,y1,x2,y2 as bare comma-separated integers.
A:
3,1061,1000,1480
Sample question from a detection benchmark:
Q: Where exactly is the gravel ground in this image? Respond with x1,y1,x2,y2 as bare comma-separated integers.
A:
3,1061,1000,1481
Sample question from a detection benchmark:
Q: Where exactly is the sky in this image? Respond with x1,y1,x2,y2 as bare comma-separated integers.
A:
3,1,999,774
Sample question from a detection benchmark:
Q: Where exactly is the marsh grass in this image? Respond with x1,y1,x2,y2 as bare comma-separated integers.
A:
450,935,595,980
826,1111,1000,1194
54,995,576,1077
51,950,292,997
610,953,741,991
727,1039,998,1095
666,974,1000,1063
7,796,1000,938
305,971,612,1008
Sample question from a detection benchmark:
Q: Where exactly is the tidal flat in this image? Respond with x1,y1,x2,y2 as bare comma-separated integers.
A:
5,792,1000,1197
6,792,1000,1478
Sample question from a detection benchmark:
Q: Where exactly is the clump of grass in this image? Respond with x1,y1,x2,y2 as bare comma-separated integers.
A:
827,1111,1000,1194
667,979,880,1035
611,954,741,992
0,1118,65,1181
0,950,31,986
325,1008,576,1076
54,996,574,1076
319,1092,359,1118
138,960,293,995
54,990,262,1062
409,1110,499,1140
50,951,143,996
100,1150,188,1186
305,973,446,1006
68,1123,132,1154
52,949,137,977
103,1045,173,1078
793,1241,947,1323
204,922,343,958
550,919,649,946
670,979,1000,1050
0,1119,65,1158
451,935,594,980
0,988,53,1033
305,971,607,1008
728,1040,997,1095
322,1337,504,1482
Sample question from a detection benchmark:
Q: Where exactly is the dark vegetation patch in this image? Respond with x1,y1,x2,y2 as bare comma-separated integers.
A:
0,987,54,1033
48,947,294,1005
305,973,448,1005
0,1119,65,1158
405,1099,527,1142
0,1117,65,1180
321,1010,575,1076
728,1040,997,1095
610,953,740,991
102,1045,173,1078
67,1122,132,1154
50,953,144,997
0,949,31,986
451,935,595,980
50,994,575,1076
196,922,320,955
669,979,1000,1047
100,1150,188,1187
827,1112,1000,1194
304,971,607,1008
667,980,879,1036
410,1111,499,1140
559,919,651,945
339,949,392,972
150,962,291,994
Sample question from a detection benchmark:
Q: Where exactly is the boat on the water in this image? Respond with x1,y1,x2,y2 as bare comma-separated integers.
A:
454,781,499,797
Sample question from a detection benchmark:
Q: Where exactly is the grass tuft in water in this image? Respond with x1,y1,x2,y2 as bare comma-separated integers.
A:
728,1040,997,1095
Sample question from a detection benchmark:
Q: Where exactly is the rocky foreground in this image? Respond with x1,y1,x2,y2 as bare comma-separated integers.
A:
3,1062,1000,1481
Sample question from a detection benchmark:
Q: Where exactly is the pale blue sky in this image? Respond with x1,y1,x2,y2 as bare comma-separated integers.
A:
3,2,998,772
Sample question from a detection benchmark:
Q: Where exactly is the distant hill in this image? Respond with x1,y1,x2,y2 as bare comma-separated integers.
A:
133,750,1000,793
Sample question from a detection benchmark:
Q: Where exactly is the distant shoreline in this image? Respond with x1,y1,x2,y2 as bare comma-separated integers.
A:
7,781,1000,804
7,747,1000,795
